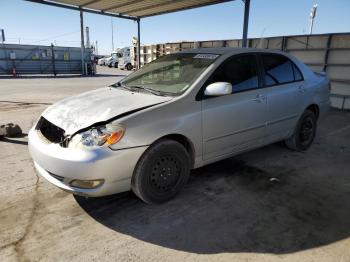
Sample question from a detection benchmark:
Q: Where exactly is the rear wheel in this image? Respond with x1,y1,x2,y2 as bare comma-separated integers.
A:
132,139,191,204
285,109,317,151
114,63,118,68
126,63,133,71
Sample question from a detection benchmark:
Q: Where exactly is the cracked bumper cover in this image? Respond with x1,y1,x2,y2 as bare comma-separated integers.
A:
28,128,148,197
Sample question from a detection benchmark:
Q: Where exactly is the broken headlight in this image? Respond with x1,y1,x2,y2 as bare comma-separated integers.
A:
70,123,125,148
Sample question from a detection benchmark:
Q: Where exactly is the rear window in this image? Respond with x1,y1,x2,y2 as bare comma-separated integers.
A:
262,54,301,86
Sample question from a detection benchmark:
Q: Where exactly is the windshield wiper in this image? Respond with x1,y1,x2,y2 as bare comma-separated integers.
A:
111,82,133,91
125,84,167,96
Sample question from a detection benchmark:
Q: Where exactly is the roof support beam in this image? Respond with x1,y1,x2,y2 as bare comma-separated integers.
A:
80,0,104,8
242,0,250,48
102,0,142,12
138,0,234,18
24,0,138,21
121,0,187,15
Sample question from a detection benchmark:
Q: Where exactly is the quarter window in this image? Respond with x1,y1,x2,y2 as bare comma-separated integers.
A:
209,55,259,93
262,54,299,86
293,64,303,81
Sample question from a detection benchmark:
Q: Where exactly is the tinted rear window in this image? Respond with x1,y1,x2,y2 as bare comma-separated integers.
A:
262,54,295,86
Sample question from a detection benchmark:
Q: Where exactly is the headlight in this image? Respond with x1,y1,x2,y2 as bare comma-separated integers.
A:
70,123,125,148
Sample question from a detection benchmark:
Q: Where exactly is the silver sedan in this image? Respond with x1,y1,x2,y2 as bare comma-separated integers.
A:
28,48,330,204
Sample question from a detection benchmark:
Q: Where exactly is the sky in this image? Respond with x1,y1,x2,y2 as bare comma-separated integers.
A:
1,0,350,55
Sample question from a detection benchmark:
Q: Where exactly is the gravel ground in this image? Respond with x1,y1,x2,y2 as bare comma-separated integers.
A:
1,66,350,262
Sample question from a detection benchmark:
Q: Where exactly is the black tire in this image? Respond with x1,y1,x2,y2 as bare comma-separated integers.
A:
131,139,191,204
126,63,133,71
114,63,118,68
285,109,317,151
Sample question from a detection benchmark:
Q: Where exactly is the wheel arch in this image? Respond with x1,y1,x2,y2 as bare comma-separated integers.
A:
153,134,195,168
305,104,320,119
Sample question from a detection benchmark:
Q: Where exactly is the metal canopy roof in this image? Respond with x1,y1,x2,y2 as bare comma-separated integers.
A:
27,0,235,20
25,0,250,73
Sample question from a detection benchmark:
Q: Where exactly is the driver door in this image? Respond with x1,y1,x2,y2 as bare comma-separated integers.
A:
201,54,268,161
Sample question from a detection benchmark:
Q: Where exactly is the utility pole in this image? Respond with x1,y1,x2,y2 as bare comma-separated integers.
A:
0,29,5,44
309,4,318,35
95,40,98,55
111,17,114,51
80,10,85,75
85,26,90,48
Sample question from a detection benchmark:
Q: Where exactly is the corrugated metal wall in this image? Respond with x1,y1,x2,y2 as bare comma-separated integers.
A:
0,43,93,75
138,33,350,109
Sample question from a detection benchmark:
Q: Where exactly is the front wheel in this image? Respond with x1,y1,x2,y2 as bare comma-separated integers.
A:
285,109,317,151
126,63,133,71
131,139,191,204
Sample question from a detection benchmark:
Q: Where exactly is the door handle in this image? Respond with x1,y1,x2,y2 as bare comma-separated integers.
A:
253,94,266,103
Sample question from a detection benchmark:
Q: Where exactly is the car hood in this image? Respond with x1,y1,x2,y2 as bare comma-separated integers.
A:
42,87,172,135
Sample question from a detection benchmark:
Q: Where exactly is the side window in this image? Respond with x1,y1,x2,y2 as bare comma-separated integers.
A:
293,64,303,81
262,54,295,86
210,55,259,93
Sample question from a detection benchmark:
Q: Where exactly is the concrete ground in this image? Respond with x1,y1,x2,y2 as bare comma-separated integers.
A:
1,66,350,262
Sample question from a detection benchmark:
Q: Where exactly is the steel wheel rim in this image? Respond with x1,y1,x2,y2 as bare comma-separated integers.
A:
149,155,181,194
299,117,314,145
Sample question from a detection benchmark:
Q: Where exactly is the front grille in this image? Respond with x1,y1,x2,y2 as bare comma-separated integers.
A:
36,117,66,145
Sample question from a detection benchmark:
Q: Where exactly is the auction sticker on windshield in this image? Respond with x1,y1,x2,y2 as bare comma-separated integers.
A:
194,54,219,59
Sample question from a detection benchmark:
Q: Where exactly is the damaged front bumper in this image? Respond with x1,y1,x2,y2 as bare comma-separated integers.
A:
28,128,148,197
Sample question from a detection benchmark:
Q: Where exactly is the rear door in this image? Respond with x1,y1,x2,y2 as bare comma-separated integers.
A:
201,54,268,161
260,53,306,143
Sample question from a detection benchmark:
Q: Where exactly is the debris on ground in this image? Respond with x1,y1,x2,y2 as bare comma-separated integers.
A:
269,177,281,183
0,123,23,138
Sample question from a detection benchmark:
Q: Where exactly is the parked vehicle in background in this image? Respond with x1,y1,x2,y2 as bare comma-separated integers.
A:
104,56,113,66
29,48,330,204
118,47,133,71
107,49,124,68
98,57,106,66
111,60,118,68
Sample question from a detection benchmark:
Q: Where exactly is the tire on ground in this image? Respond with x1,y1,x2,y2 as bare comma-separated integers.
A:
131,139,191,204
285,109,317,151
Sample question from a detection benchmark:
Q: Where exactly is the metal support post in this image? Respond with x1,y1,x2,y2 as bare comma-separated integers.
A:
80,10,85,75
242,0,250,48
51,43,56,76
137,18,141,69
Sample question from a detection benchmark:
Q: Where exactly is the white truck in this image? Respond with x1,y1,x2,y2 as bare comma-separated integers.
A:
117,47,133,71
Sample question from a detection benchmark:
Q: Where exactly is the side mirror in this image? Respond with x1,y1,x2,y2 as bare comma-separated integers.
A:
204,82,232,97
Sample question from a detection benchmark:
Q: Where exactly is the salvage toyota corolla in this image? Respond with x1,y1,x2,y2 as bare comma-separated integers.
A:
29,48,330,204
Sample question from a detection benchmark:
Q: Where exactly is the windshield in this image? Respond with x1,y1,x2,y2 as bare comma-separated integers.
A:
119,53,219,95
112,53,122,59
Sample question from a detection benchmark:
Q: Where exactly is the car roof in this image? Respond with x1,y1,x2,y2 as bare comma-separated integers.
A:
179,47,286,56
